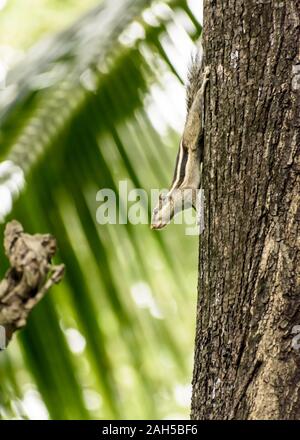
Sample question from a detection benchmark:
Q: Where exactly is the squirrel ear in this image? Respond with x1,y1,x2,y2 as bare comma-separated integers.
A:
159,192,169,202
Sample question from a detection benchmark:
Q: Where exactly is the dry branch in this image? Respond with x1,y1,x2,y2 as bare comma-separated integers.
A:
0,220,64,349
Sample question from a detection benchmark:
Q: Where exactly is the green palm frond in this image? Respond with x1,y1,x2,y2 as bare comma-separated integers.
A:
0,0,201,419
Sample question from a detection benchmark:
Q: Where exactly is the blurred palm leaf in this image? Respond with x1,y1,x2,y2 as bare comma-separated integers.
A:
0,0,201,419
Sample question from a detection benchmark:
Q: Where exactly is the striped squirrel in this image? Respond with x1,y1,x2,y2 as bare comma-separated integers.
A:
151,51,210,231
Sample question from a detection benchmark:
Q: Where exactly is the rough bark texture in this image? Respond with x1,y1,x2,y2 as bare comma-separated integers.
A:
191,0,300,420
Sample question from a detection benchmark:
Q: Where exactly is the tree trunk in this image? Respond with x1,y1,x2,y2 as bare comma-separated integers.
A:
191,0,300,420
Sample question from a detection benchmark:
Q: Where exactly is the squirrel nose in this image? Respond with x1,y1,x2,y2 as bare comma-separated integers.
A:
151,222,166,230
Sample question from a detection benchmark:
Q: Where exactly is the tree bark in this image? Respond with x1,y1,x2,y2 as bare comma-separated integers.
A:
191,0,300,420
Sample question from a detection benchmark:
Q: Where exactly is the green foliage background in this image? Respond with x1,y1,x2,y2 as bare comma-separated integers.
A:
0,0,202,419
